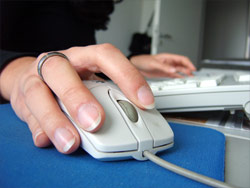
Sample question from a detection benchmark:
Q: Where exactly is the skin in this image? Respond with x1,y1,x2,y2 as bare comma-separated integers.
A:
130,53,196,78
0,44,195,154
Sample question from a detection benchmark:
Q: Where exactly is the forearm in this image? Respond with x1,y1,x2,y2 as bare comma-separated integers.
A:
0,57,36,101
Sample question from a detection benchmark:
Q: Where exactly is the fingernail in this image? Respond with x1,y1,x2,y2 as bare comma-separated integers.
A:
77,104,101,132
137,85,155,109
34,130,46,146
35,130,44,143
54,127,75,152
34,130,50,148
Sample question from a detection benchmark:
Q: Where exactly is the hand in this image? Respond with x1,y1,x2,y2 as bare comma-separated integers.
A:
130,53,196,78
0,44,155,154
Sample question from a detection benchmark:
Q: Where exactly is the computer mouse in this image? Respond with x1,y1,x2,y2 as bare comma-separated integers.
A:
58,80,174,161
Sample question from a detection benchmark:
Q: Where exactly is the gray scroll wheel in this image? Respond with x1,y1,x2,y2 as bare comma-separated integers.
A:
117,100,139,122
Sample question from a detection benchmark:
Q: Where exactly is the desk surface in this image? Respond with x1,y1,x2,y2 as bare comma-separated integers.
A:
0,104,225,188
165,112,250,188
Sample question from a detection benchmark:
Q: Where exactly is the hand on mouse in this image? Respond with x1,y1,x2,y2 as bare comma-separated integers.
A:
130,53,196,78
0,44,155,154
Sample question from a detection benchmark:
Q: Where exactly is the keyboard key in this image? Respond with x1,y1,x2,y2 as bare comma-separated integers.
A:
149,82,162,92
234,72,250,82
199,79,218,87
161,82,197,90
147,71,250,121
199,75,225,87
185,76,202,84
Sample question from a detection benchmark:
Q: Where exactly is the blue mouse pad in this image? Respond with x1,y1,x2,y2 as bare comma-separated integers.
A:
0,104,225,188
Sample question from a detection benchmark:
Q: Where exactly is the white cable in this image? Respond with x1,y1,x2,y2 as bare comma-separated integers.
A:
143,151,237,188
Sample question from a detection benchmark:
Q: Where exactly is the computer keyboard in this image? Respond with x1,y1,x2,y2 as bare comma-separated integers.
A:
148,71,250,120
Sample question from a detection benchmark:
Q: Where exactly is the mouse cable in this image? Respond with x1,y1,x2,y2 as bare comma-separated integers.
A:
143,151,237,188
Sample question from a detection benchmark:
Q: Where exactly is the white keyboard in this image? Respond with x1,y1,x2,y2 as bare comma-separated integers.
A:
148,71,250,120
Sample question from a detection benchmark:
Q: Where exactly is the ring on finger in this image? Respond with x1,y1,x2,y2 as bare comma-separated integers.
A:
37,52,69,81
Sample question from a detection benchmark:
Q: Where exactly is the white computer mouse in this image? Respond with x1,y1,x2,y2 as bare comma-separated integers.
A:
58,80,174,161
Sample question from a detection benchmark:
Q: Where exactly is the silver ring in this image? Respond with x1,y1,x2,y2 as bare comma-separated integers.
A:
37,52,69,81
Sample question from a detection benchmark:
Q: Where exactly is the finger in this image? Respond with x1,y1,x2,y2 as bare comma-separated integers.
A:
156,53,196,71
21,75,80,154
172,55,196,71
143,59,180,78
175,66,194,76
36,53,105,133
25,113,51,148
10,88,51,147
64,44,155,110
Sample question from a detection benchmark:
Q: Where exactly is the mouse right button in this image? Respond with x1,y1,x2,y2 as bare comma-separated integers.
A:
139,109,174,147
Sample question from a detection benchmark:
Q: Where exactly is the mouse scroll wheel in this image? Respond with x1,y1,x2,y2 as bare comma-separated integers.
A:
117,100,138,122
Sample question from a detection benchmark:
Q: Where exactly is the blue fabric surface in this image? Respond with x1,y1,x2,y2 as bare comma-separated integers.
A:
0,104,225,188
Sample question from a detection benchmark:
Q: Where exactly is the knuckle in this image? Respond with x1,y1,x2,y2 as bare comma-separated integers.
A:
15,100,27,121
98,43,116,50
39,112,63,135
95,43,118,56
22,75,47,98
39,111,54,127
60,85,83,102
24,113,37,132
67,46,78,53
